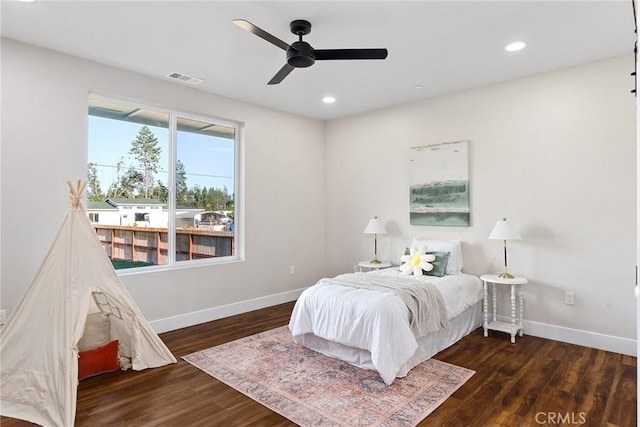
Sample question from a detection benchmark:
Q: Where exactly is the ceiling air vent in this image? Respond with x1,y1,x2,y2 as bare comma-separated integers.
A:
166,72,203,86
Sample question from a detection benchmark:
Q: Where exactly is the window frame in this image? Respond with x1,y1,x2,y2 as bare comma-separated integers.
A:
88,94,244,274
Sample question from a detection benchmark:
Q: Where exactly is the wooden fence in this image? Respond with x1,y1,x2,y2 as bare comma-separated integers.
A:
93,225,234,265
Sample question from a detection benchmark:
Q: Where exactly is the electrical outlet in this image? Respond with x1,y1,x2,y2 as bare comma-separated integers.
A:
0,309,6,325
564,292,575,305
289,265,295,275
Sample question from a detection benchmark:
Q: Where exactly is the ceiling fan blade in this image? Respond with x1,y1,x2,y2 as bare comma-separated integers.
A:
232,19,292,51
314,48,388,61
268,64,295,85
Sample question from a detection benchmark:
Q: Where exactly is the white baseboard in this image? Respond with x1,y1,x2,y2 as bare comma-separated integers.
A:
523,319,636,356
151,294,636,357
149,287,306,334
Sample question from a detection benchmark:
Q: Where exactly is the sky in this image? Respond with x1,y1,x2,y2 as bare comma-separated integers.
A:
88,116,235,196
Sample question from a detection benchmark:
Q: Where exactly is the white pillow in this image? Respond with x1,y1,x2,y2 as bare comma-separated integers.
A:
411,238,463,275
78,312,111,352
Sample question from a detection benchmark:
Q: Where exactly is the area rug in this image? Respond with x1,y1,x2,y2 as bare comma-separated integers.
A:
182,326,474,426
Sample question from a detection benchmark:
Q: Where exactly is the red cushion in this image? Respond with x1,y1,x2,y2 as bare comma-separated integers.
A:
78,339,119,380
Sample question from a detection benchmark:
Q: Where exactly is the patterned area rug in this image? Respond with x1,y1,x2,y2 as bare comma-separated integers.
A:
183,326,474,427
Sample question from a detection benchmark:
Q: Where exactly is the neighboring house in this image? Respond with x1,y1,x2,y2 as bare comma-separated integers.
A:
86,201,120,226
104,197,165,227
87,198,204,228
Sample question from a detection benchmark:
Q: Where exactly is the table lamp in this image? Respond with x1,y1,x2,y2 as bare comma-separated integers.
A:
489,217,521,279
363,217,387,264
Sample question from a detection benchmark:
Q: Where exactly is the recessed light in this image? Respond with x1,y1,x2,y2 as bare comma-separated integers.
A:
505,41,526,52
414,85,424,90
322,96,336,104
18,0,37,3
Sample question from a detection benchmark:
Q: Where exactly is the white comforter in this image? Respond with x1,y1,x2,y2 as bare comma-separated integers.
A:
288,268,483,385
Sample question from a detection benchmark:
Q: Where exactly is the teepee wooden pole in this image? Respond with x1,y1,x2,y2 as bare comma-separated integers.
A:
67,180,86,209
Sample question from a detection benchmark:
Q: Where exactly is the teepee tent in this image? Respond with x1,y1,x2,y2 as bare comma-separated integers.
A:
0,181,176,426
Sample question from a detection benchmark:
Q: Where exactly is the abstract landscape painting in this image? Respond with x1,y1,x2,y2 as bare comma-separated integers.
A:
409,140,470,226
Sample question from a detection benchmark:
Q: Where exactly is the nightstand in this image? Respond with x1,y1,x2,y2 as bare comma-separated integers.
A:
481,273,528,343
358,261,392,272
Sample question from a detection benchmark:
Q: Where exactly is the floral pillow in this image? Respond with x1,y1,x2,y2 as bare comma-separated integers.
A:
400,246,435,276
401,247,450,277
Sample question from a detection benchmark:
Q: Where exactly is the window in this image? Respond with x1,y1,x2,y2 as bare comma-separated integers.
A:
134,213,150,222
87,96,241,270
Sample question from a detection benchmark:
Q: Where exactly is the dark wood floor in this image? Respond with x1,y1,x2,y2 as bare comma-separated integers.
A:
2,301,636,426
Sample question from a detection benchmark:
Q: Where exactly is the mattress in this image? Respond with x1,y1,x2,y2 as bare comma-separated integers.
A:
288,268,483,384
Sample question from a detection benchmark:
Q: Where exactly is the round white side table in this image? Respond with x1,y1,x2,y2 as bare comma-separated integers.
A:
480,273,528,344
358,261,392,272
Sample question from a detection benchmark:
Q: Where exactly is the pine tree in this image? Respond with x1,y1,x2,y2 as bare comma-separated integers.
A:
152,180,169,202
113,166,143,198
86,162,105,201
176,159,188,205
129,125,161,198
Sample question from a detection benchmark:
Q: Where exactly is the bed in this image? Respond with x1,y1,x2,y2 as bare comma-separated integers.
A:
288,238,483,385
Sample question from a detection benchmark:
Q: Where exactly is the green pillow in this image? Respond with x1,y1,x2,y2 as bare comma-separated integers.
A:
404,248,450,277
426,251,450,277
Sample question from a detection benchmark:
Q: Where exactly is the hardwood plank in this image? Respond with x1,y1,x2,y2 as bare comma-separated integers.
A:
499,355,561,417
547,344,594,393
603,363,637,427
569,350,619,425
1,302,636,426
479,407,525,427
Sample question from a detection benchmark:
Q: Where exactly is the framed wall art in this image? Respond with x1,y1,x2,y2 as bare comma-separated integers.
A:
409,140,470,227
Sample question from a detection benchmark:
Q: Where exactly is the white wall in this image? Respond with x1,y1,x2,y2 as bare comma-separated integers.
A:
324,55,637,354
1,39,325,329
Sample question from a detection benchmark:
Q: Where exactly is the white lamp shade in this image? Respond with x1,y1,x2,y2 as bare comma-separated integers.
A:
363,217,387,234
488,218,521,240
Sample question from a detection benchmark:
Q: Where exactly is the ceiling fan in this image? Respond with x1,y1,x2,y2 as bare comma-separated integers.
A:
232,19,388,85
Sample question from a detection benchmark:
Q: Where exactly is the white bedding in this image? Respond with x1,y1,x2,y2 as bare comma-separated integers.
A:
288,268,483,385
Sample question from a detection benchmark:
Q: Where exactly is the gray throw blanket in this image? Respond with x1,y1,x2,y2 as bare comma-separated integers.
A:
321,273,450,337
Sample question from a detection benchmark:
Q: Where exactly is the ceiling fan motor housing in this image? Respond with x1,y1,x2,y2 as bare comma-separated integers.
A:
290,19,312,36
287,41,315,68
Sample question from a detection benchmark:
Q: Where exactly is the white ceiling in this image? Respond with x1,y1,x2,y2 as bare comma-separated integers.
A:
1,1,635,121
